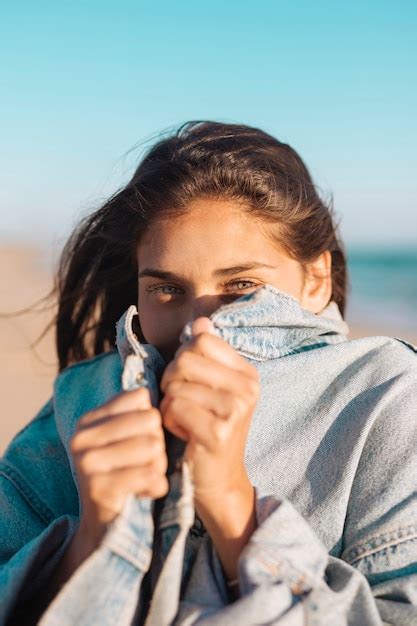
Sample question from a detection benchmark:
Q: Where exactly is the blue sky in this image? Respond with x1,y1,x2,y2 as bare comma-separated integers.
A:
1,1,416,251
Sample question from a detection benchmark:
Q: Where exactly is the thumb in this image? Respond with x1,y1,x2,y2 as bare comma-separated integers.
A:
191,316,216,337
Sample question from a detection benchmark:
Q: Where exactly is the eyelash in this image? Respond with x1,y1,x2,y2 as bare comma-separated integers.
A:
146,280,259,296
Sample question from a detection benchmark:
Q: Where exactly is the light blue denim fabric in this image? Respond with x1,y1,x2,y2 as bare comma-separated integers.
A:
1,283,417,625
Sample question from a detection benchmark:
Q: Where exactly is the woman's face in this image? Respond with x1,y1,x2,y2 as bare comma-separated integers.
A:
136,197,331,362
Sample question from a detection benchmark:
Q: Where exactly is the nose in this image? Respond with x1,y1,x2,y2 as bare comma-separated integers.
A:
190,294,225,321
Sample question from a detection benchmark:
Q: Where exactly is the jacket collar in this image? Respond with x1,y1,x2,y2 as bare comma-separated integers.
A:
115,283,349,365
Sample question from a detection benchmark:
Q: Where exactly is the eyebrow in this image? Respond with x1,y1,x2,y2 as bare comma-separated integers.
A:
138,262,278,281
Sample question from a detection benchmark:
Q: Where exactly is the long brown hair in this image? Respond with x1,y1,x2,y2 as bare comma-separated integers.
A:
23,120,350,372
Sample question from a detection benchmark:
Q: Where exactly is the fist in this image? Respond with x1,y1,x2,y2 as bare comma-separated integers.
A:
70,386,169,545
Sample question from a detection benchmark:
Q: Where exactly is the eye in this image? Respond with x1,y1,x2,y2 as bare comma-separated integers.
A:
146,284,184,302
225,280,260,292
147,284,182,295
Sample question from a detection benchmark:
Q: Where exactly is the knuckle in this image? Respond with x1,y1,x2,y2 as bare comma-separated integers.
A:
134,435,164,463
230,394,245,416
164,380,182,397
168,395,181,411
136,385,150,398
70,432,81,453
154,451,168,473
77,450,97,475
77,411,92,428
147,436,164,457
135,386,152,405
163,395,179,416
168,396,187,419
142,406,155,419
157,437,167,455
154,456,167,474
176,349,192,369
141,478,168,499
160,411,172,430
211,421,228,445
146,407,162,428
153,476,169,497
143,464,160,483
194,332,208,350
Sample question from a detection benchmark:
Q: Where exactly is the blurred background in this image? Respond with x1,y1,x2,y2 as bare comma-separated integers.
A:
1,1,416,452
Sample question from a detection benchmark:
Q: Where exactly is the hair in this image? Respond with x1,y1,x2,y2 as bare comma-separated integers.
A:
24,120,350,372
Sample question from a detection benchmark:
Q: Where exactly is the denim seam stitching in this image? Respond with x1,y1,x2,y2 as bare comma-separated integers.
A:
344,524,417,564
244,546,322,592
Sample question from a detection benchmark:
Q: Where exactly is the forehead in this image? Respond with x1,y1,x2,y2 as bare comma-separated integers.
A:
136,197,286,266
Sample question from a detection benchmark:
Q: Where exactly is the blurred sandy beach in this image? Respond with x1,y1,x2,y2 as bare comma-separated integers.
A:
1,243,416,455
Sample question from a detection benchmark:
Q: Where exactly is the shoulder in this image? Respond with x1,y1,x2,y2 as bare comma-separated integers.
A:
54,349,122,389
2,397,56,474
354,333,417,355
265,334,416,396
0,396,77,529
339,335,417,415
331,334,416,381
349,334,417,424
3,349,122,459
53,349,122,403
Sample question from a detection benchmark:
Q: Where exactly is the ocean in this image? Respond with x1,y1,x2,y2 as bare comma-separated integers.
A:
28,239,417,338
345,246,417,335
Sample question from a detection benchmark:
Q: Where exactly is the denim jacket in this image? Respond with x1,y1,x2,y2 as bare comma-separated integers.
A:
1,284,417,625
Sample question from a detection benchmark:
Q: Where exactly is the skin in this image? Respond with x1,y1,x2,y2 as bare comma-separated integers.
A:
137,197,332,362
57,197,332,605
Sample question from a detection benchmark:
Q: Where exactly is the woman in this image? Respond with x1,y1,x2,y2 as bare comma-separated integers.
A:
1,121,416,625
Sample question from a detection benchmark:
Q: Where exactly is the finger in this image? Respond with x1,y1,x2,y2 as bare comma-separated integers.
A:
75,435,168,475
161,350,258,397
177,330,257,379
160,381,234,420
78,386,152,428
90,462,169,505
71,407,163,452
162,396,227,451
190,317,216,336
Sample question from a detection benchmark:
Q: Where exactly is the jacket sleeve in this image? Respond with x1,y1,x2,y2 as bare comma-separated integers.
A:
173,365,417,626
38,494,155,626
0,399,81,625
0,398,156,626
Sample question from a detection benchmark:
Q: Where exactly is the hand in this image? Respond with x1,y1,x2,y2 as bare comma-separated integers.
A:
159,317,259,499
70,387,169,548
159,317,260,585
